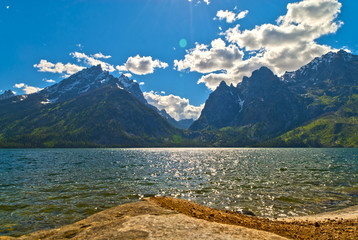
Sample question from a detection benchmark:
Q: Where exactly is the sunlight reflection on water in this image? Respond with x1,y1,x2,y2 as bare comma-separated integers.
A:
0,148,357,236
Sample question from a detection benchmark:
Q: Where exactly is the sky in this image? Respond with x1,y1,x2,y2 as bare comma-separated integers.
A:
0,0,357,120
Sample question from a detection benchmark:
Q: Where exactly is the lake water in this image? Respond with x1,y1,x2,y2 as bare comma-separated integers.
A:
1,148,358,236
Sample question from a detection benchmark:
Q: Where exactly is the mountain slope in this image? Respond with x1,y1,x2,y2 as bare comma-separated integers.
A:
266,95,358,147
190,50,358,147
40,65,147,104
190,81,241,130
283,50,358,119
191,67,305,139
0,90,15,101
0,67,179,147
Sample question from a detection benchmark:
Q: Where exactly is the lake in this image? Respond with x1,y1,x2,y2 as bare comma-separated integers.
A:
1,148,357,237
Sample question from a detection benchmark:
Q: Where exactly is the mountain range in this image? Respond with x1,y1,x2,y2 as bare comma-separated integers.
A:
189,50,358,147
0,66,180,147
0,50,357,147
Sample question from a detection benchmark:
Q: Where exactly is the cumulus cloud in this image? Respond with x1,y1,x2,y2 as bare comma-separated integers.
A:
34,60,85,76
237,10,249,20
144,91,204,121
176,0,343,90
117,55,168,75
35,52,167,79
174,38,244,74
215,9,248,23
14,83,42,94
92,52,111,59
43,79,56,83
123,73,132,78
71,52,115,72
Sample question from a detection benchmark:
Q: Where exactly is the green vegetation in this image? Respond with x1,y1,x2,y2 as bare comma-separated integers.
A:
262,98,358,148
0,86,179,148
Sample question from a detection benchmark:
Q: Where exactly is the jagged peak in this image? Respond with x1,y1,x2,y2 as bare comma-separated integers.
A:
71,64,105,79
0,89,16,100
89,64,103,71
217,81,228,89
242,66,276,85
254,66,274,75
3,90,15,95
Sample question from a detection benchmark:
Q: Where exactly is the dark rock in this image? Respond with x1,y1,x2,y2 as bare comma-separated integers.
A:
236,209,256,217
0,90,15,101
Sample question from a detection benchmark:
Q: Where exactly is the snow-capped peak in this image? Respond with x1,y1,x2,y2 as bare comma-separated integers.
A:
0,90,15,101
36,65,148,105
283,50,354,82
40,65,125,103
118,74,135,89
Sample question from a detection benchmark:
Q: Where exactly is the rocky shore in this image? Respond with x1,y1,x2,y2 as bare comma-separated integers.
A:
1,197,357,240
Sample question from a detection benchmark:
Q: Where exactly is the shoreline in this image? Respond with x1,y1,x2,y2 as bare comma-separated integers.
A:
1,197,357,239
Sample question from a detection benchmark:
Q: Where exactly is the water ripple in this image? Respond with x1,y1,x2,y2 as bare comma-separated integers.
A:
0,148,357,236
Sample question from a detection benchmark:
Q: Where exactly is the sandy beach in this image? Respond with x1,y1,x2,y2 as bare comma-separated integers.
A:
1,197,357,240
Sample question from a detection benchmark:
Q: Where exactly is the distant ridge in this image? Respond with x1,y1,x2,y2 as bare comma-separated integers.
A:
0,66,179,147
1,50,357,147
188,50,358,147
0,90,15,101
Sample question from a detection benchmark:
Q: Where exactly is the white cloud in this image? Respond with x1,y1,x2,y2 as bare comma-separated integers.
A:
197,72,235,90
92,52,111,59
35,52,167,78
144,91,204,121
70,52,115,72
14,83,42,94
117,55,168,75
174,38,244,74
177,0,343,90
215,10,237,23
215,9,248,23
123,73,132,78
14,83,25,89
116,65,127,72
342,47,351,53
34,60,85,76
43,79,56,83
237,10,249,20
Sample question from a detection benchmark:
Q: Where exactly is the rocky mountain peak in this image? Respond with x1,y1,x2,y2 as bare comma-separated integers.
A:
240,67,279,95
283,50,356,83
218,80,228,89
0,90,15,101
281,50,358,97
38,65,147,104
192,65,303,136
117,74,147,104
336,49,354,61
251,67,275,80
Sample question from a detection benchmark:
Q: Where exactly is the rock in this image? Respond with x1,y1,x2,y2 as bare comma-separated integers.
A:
7,199,287,240
237,209,256,217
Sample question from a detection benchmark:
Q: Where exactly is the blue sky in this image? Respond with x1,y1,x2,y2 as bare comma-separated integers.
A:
0,0,356,120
